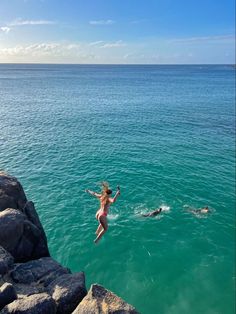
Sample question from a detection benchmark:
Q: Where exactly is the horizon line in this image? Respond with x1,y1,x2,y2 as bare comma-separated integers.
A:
0,62,235,66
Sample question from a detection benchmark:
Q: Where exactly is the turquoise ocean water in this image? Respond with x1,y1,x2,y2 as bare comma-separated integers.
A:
0,64,235,314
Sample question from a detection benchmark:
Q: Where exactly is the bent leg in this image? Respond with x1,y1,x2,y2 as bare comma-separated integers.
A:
94,216,108,244
95,223,103,235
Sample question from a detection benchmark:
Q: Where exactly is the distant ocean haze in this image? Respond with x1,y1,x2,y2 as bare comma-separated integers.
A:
0,64,235,314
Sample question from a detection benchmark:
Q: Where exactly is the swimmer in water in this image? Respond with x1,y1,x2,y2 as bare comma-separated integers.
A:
142,207,162,217
85,182,120,244
187,206,210,214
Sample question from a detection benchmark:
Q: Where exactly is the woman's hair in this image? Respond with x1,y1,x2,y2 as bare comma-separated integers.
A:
101,182,112,193
100,182,112,204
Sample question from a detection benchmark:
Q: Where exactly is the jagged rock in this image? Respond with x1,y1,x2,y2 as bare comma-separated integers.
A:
46,272,87,314
0,247,14,276
72,284,139,314
0,283,17,311
38,266,71,287
23,201,49,258
0,209,24,252
10,283,43,299
1,292,56,314
0,195,16,214
0,172,49,262
11,257,70,285
0,172,27,213
0,209,49,263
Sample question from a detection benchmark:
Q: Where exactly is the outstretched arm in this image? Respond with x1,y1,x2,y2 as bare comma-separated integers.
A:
110,186,120,203
85,189,101,198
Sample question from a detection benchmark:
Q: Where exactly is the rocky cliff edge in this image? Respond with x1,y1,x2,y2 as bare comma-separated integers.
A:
0,172,139,314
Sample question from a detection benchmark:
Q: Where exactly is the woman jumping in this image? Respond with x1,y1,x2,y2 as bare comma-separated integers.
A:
85,182,120,244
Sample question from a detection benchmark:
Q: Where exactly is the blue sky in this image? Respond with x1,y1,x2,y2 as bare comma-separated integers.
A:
0,0,235,63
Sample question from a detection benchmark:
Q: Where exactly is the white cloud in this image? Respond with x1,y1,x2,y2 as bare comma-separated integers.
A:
0,41,126,57
89,20,115,25
0,18,55,36
0,43,80,57
0,42,100,63
9,19,56,26
100,40,126,48
66,44,80,50
89,41,105,46
123,53,160,62
170,34,235,43
123,53,134,59
0,27,11,34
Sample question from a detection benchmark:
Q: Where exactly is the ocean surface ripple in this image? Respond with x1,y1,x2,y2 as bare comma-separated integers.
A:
0,64,235,314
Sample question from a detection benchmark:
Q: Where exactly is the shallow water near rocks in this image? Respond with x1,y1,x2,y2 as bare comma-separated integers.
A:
0,64,235,314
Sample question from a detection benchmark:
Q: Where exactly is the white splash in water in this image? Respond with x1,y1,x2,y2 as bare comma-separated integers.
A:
108,213,119,220
160,205,170,212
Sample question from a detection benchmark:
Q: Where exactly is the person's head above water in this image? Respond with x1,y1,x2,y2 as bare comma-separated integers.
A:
101,182,112,196
105,189,112,195
200,206,210,213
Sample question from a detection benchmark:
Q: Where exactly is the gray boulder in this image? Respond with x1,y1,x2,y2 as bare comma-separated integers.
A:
38,266,71,288
72,284,139,314
9,283,42,299
46,272,87,314
0,172,27,213
23,201,48,257
1,292,56,314
11,257,70,285
0,247,14,276
0,283,17,311
0,172,49,262
0,209,49,263
0,209,24,254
